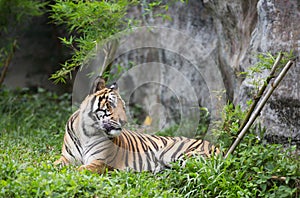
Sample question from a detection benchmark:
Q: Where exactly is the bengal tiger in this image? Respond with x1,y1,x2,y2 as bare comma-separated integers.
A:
54,76,220,174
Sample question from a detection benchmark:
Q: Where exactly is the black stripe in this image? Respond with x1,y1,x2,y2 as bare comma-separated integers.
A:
84,139,111,155
66,125,82,156
146,152,155,171
141,138,149,152
95,113,100,120
132,136,143,171
131,132,157,171
146,136,159,151
121,131,143,171
124,148,129,168
149,150,159,171
151,135,161,140
122,131,134,151
129,132,148,171
65,145,75,159
186,139,203,152
69,112,80,139
97,95,102,109
90,146,110,156
160,137,168,147
130,134,141,153
158,141,176,160
116,134,123,148
107,143,120,165
90,96,97,112
132,149,137,171
170,141,185,160
138,133,148,142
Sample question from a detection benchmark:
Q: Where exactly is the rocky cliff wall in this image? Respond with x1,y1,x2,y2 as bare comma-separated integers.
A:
108,0,300,144
237,0,300,145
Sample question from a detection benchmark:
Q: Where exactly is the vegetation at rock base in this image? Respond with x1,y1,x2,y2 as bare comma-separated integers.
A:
0,88,299,197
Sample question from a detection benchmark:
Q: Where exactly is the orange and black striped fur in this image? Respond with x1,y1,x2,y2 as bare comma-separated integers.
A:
55,77,219,173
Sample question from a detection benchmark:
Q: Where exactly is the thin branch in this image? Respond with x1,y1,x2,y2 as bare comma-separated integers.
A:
0,40,17,87
237,52,283,133
225,59,295,158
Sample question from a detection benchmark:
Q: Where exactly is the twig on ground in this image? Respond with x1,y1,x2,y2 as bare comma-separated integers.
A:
270,175,287,182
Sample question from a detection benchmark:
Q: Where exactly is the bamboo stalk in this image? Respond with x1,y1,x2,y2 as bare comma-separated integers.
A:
225,59,294,158
237,53,283,132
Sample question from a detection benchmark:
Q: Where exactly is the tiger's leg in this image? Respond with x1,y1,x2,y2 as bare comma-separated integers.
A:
78,160,112,174
54,155,70,167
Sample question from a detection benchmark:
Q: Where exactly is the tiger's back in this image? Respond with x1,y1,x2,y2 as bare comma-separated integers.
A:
110,129,219,172
55,77,219,173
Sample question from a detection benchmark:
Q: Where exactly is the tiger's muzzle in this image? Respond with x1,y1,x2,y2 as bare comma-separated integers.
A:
102,120,122,137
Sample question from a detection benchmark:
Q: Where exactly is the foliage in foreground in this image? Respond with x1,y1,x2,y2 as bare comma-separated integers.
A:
0,88,299,197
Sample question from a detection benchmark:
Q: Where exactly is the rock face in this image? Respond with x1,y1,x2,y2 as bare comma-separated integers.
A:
204,0,299,145
241,0,300,146
109,0,300,144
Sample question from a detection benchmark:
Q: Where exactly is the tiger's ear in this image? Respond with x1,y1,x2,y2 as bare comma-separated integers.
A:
109,82,118,91
90,76,106,94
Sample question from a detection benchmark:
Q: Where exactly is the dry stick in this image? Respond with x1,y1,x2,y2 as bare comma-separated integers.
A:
225,60,295,158
237,53,283,133
270,176,287,182
0,40,17,87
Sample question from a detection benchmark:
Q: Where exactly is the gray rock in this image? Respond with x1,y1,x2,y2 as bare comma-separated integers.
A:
240,0,300,146
112,0,300,145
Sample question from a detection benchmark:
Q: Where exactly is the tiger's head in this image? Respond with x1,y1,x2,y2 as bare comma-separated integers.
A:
79,77,127,138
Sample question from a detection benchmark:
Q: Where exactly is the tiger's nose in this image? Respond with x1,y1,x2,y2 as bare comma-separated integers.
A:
103,123,113,131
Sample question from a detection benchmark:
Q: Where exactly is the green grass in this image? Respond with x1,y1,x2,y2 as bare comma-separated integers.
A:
0,88,299,197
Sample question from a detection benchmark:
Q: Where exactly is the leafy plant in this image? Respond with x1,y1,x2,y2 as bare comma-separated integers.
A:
240,51,295,90
49,0,186,83
49,0,140,83
215,102,245,149
168,142,299,198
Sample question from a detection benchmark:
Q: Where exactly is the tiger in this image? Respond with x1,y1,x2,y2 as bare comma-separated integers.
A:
54,76,220,174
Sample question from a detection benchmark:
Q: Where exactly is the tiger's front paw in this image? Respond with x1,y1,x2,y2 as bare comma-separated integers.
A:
78,164,104,174
78,160,107,174
54,156,69,168
78,164,89,171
